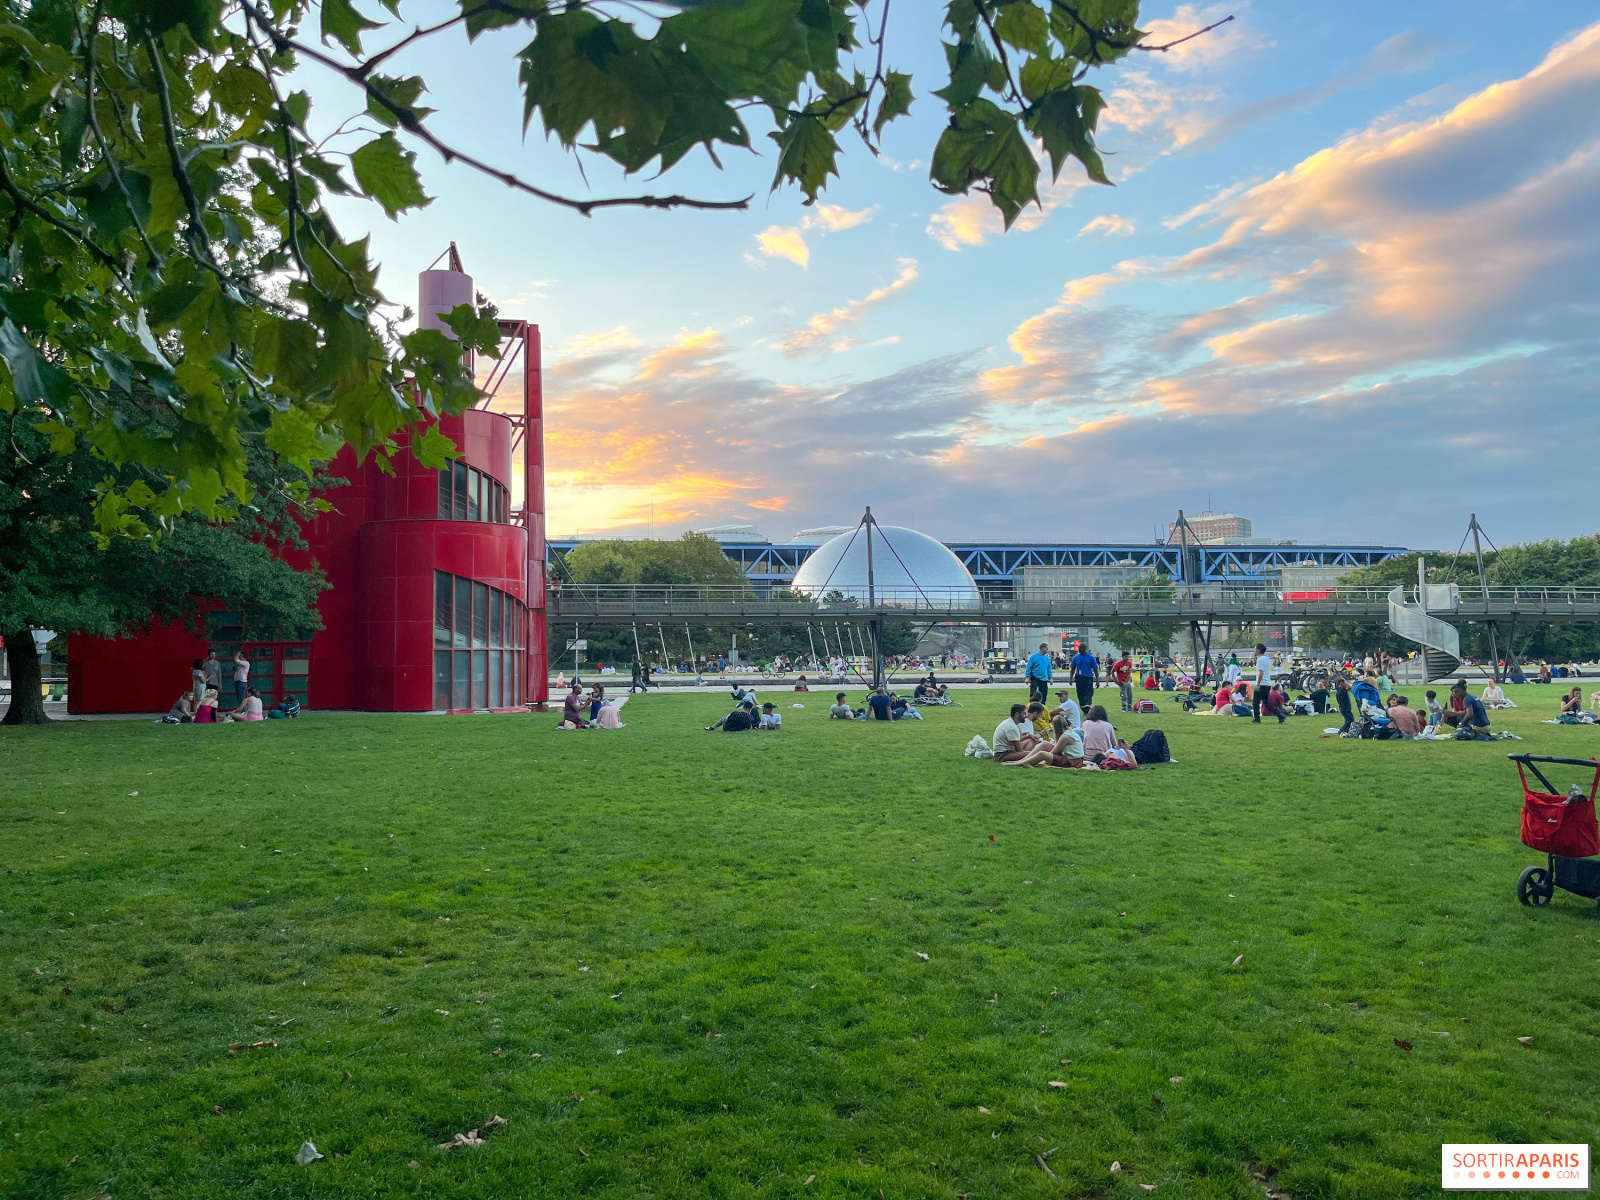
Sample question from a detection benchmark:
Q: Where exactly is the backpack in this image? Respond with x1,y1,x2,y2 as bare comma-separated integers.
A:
1130,728,1170,764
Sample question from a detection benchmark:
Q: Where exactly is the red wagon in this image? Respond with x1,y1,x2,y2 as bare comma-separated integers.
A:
1513,754,1600,908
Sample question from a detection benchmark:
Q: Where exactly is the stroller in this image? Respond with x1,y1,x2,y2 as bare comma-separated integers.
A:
1513,754,1600,908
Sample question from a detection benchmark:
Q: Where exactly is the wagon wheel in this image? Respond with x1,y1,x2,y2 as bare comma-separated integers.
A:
1517,866,1554,907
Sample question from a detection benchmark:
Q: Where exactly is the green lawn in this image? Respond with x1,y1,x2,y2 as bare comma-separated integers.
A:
3,684,1597,1200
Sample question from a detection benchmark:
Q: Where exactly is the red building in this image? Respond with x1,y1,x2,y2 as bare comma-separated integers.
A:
69,257,549,714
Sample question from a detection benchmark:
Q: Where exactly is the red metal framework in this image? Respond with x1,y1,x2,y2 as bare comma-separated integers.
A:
483,318,548,705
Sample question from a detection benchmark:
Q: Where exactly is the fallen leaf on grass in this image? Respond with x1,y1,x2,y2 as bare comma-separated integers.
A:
1152,1094,1165,1106
1169,1076,1184,1084
295,1141,324,1164
32,968,42,975
1111,1160,1123,1173
492,1047,502,1057
914,952,929,961
1231,955,1243,966
570,1092,584,1102
211,1106,224,1115
988,834,996,841
128,791,138,797
986,994,998,1004
1048,1081,1068,1089
62,987,72,995
804,1175,815,1185
579,966,589,972
1141,1186,1157,1193
1431,1032,1451,1037
438,1131,484,1150
1061,1059,1072,1065
408,1160,420,1169
65,1155,77,1166
531,1053,541,1059
435,1010,449,1016
1517,1036,1534,1046
484,1115,508,1129
1037,1153,1057,1178
1394,1039,1413,1051
279,1018,295,1026
977,1106,990,1114
578,1147,589,1159
228,1041,277,1053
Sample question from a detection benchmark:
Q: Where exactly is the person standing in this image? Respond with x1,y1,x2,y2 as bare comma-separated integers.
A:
1112,651,1134,712
231,649,251,706
1025,642,1053,705
1334,674,1356,732
201,651,221,702
190,658,207,709
1251,643,1273,723
1225,655,1242,686
1070,643,1099,711
629,661,644,694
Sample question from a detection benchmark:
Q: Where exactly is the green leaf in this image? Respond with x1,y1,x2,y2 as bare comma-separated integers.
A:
412,425,457,469
1028,85,1109,185
256,316,320,393
106,0,223,46
349,133,430,218
462,0,547,40
873,70,914,137
320,0,382,56
768,117,839,203
264,406,323,471
0,318,76,407
366,75,434,130
994,1,1049,53
442,303,503,355
928,97,1039,226
58,92,89,170
213,64,273,118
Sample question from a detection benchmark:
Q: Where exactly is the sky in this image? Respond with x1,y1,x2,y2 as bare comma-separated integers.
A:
315,1,1600,551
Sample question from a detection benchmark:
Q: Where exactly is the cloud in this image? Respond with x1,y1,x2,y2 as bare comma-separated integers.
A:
539,22,1600,548
777,259,919,358
1079,214,1137,237
1190,30,1448,149
753,204,878,268
984,18,1600,427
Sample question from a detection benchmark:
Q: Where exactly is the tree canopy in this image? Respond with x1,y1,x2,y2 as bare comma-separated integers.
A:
0,0,1182,541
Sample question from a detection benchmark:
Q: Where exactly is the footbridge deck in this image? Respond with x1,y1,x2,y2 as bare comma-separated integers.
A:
549,585,1600,626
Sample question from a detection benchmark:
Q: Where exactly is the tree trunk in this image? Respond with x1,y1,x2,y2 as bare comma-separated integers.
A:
1,630,51,725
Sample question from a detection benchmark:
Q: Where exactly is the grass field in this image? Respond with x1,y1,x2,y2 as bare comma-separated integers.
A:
3,684,1598,1199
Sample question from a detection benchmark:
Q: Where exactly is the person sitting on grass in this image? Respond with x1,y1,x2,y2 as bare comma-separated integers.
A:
162,693,195,724
267,696,301,720
1424,689,1444,730
1081,705,1118,759
194,688,220,724
758,702,783,730
595,703,625,729
1230,684,1253,718
829,691,865,720
1050,690,1082,735
992,703,1040,762
230,687,265,722
560,683,590,729
1027,701,1053,736
1560,686,1584,716
890,692,923,720
794,675,810,692
1447,682,1492,739
1480,679,1513,708
1387,695,1425,737
866,686,895,721
1209,682,1234,714
1260,684,1290,724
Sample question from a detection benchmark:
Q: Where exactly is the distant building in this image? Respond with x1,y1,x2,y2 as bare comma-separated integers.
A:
694,523,766,544
1169,511,1252,543
789,525,853,543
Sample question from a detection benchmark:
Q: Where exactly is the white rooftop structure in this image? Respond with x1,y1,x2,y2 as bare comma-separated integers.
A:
695,523,766,544
788,525,853,543
790,524,981,608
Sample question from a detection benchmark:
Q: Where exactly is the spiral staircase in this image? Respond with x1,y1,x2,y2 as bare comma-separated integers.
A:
1387,586,1462,682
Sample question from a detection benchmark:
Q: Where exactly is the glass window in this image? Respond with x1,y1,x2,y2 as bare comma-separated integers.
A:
438,467,452,520
512,653,520,705
508,600,521,648
452,650,470,710
490,589,502,648
472,582,489,647
466,467,481,522
472,650,487,709
454,577,471,648
434,571,452,647
452,460,467,521
434,649,451,711
489,650,501,709
493,483,503,523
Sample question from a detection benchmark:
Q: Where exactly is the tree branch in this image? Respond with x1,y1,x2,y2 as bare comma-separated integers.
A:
356,14,467,79
0,153,127,279
79,4,163,270
147,36,225,276
1137,14,1235,52
238,0,750,217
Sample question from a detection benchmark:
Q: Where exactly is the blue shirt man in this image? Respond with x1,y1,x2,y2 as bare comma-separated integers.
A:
1070,649,1099,709
1025,643,1054,703
867,690,894,720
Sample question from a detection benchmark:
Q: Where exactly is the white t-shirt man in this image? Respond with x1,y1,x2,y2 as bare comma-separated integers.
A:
759,711,782,729
233,656,251,683
993,717,1033,756
1256,653,1273,684
829,701,856,719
